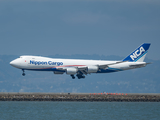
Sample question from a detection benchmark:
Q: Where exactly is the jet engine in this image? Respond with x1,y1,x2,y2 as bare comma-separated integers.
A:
66,67,78,75
87,66,99,73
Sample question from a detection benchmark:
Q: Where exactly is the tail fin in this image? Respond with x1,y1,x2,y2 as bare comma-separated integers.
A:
123,43,151,62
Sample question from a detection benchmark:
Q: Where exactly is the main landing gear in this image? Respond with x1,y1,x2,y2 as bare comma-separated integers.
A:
71,75,75,79
70,74,85,79
76,74,85,79
22,69,25,76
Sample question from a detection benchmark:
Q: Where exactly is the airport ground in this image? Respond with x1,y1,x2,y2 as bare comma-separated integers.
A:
0,92,160,102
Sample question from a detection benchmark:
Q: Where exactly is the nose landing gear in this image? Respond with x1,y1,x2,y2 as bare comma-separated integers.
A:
22,69,25,76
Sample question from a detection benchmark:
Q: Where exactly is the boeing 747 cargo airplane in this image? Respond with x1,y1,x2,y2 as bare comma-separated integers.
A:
10,43,151,79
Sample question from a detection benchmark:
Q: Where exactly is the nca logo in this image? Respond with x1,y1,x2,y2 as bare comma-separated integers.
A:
130,47,145,60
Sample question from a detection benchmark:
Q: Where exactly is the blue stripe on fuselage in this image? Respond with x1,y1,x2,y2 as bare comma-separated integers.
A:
24,67,63,72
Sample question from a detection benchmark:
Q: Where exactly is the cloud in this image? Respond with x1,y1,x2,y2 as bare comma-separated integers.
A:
72,88,78,93
19,89,24,92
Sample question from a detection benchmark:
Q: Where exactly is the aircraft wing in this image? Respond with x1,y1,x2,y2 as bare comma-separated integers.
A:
56,61,127,73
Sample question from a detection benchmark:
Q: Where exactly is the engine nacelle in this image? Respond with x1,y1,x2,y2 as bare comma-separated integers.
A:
87,66,99,73
66,67,78,75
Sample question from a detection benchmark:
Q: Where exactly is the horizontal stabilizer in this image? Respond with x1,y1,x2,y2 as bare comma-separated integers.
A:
129,62,152,68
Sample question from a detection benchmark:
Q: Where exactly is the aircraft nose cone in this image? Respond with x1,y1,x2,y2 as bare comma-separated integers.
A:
10,61,13,65
10,60,16,67
10,59,21,68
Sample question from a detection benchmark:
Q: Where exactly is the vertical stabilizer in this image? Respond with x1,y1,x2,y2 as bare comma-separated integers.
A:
123,43,151,62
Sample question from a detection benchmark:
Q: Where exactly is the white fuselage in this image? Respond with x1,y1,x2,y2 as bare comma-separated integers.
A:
10,55,146,73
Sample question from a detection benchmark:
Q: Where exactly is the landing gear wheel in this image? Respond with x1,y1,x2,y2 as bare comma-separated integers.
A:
76,74,85,79
71,75,75,79
22,69,25,76
22,73,25,76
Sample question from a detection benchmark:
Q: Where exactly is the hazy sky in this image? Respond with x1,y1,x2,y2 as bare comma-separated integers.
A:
0,0,160,60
